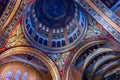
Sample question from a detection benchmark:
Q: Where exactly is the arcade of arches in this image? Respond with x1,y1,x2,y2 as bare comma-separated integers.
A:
0,0,120,80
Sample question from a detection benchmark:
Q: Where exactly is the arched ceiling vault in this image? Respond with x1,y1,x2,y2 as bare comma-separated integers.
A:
0,47,61,80
63,37,120,80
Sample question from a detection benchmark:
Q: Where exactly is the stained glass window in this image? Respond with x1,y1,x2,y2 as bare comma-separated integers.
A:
4,70,13,80
14,70,21,80
30,77,34,80
22,72,28,80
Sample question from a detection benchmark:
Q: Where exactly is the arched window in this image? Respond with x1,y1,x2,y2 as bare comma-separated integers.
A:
43,39,48,46
0,73,2,78
52,41,56,47
57,41,61,47
39,37,43,44
69,37,73,43
4,70,13,80
34,34,39,41
14,70,21,80
26,23,30,30
73,34,77,40
22,72,28,80
28,28,34,35
30,77,34,80
62,40,66,46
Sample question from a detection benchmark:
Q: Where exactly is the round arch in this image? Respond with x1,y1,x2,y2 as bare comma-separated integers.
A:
0,47,61,80
62,37,120,80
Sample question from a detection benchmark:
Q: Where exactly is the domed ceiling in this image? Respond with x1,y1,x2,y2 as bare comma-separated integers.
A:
23,0,88,53
0,0,120,80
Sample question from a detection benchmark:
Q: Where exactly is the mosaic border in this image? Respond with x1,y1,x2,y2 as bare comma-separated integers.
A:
91,0,120,27
78,0,120,43
0,0,28,47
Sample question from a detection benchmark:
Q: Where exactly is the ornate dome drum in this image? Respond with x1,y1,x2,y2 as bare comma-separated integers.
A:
22,0,88,53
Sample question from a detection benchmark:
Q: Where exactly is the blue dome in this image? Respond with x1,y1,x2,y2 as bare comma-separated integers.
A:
22,0,88,53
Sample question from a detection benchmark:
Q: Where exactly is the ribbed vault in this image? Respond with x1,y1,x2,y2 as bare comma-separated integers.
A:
63,37,120,80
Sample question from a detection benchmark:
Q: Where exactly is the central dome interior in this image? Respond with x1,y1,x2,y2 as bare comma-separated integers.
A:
23,0,87,53
35,0,75,28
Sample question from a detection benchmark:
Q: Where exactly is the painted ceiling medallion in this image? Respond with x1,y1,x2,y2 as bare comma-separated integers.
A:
35,0,75,28
23,0,88,53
